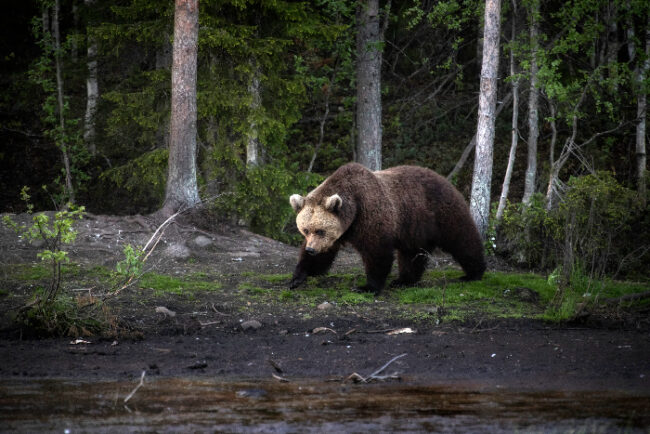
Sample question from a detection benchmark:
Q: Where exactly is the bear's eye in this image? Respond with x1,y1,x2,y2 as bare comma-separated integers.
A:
303,228,309,235
315,229,325,237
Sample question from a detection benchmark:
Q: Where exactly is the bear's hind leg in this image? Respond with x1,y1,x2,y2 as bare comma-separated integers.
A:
390,250,428,287
358,249,394,295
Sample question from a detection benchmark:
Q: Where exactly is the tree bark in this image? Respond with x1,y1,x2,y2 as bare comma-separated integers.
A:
161,0,200,216
83,0,98,156
522,0,539,205
470,0,502,238
635,15,649,207
246,57,263,168
496,0,519,222
355,0,386,171
53,0,75,203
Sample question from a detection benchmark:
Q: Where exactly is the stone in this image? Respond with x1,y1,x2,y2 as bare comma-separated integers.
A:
193,235,213,248
241,319,262,331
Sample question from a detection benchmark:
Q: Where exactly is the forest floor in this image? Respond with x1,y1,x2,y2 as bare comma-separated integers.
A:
0,212,648,393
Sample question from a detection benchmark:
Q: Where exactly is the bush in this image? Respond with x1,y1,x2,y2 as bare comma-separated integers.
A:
498,172,649,281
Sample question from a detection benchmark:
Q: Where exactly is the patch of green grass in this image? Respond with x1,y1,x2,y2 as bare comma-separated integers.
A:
541,276,650,321
399,271,554,304
255,273,292,283
340,291,374,304
397,270,556,321
238,282,267,295
3,263,83,281
138,272,221,295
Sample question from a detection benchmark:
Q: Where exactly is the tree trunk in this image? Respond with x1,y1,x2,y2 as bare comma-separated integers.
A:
246,57,263,168
83,0,98,156
636,16,649,207
470,0,502,238
522,0,539,205
53,0,75,203
496,0,519,222
355,0,385,171
161,0,200,216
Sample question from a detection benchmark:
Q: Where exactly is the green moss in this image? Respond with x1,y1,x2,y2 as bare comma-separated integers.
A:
4,263,82,281
396,270,556,322
138,272,221,295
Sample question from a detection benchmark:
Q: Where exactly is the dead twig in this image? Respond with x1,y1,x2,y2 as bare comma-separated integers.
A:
346,353,407,383
211,303,231,316
272,373,290,383
124,370,146,404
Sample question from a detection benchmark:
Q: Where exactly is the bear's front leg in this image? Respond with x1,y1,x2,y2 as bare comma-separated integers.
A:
289,242,340,289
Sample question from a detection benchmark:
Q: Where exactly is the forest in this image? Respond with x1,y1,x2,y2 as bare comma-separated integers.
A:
1,0,649,284
1,2,650,429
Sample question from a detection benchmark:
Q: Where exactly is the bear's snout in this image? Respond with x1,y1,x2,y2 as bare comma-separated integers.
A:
305,246,317,255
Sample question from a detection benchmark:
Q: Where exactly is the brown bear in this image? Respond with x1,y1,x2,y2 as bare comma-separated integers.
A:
289,162,486,294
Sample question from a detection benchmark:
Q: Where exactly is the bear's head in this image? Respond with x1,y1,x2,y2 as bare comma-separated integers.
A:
290,193,344,254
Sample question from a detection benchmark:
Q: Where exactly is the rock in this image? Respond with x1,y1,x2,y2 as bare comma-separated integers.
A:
165,242,191,259
155,306,176,318
317,301,334,311
193,235,213,248
241,319,262,331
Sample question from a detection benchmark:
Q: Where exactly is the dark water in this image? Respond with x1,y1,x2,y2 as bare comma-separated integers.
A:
1,378,648,433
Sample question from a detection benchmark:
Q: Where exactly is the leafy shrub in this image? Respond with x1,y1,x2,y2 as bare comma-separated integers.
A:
498,193,556,268
498,172,649,281
2,187,86,303
557,171,644,280
2,187,96,336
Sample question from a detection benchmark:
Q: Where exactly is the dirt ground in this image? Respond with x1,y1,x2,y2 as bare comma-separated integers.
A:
0,212,649,394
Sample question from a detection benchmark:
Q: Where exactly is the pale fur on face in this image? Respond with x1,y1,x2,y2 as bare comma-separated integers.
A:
290,194,344,253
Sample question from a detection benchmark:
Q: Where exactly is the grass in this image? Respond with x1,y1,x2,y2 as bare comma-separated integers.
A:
395,270,557,321
138,272,222,295
3,263,83,281
4,263,648,326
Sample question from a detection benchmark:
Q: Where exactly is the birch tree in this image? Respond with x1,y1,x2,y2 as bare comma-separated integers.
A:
470,0,502,238
522,0,539,205
53,0,75,203
630,11,650,206
246,57,263,168
161,0,200,216
496,0,520,221
84,0,98,156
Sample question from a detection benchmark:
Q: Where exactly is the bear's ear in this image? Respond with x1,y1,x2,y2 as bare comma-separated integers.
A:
325,194,343,212
290,194,305,213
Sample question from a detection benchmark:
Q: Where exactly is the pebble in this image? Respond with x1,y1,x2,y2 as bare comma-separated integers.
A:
317,301,334,311
241,319,262,331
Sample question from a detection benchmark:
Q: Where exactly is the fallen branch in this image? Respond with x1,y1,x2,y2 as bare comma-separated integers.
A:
124,370,146,404
104,211,182,300
346,353,407,383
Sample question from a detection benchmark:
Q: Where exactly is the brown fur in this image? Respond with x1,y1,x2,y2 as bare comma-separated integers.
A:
289,163,486,294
